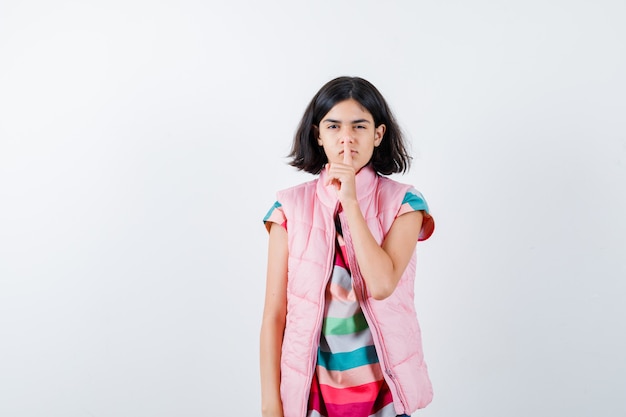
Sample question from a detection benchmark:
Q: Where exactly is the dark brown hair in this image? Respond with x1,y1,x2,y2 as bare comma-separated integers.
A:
288,76,411,175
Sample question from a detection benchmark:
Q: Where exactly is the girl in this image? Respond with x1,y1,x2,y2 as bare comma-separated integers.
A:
260,77,435,417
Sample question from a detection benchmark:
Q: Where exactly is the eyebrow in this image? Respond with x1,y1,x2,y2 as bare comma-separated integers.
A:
321,118,372,124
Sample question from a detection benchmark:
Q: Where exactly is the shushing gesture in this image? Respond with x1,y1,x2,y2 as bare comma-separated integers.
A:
325,140,358,204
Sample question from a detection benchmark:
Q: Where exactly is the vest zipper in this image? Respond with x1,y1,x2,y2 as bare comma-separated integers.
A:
338,212,409,414
301,203,339,417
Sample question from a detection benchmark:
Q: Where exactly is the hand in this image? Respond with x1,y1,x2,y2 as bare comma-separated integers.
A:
325,141,357,204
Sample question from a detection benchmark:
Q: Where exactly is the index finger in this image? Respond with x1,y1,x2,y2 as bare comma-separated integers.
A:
343,140,352,165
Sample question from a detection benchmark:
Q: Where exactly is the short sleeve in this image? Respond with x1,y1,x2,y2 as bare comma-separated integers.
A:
397,188,435,241
263,201,287,232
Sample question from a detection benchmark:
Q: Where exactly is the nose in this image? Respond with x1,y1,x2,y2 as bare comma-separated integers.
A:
339,128,354,143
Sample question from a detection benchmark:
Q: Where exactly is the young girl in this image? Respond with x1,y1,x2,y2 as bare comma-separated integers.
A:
260,77,435,417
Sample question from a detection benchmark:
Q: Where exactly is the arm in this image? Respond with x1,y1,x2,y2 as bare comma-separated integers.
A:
260,223,288,417
326,140,423,300
341,202,423,300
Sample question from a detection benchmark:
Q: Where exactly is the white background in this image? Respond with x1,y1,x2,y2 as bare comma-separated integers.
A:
1,1,625,416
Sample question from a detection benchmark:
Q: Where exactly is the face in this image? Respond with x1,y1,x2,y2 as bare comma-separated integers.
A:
317,98,385,172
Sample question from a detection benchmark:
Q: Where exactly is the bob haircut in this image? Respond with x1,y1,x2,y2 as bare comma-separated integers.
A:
289,76,411,175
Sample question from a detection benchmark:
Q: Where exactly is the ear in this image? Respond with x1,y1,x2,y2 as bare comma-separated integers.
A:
374,124,386,147
312,125,322,146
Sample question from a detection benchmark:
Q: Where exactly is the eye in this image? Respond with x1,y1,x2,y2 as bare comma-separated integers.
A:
327,124,338,129
355,125,367,129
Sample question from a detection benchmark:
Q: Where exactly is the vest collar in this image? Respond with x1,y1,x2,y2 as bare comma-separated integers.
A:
316,164,379,208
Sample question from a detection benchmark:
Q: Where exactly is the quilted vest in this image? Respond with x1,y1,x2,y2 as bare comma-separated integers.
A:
275,165,434,417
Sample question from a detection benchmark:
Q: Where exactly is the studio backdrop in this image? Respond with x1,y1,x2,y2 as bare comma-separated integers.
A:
1,1,624,416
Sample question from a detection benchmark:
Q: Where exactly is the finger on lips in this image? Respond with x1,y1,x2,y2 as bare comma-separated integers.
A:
343,141,352,165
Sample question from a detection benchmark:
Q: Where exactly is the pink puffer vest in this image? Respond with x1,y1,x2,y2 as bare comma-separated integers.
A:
275,165,434,417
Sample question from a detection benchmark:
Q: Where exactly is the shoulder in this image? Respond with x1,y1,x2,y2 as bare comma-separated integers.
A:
276,177,319,201
401,187,430,212
377,177,428,204
376,177,435,239
376,176,413,204
377,175,412,190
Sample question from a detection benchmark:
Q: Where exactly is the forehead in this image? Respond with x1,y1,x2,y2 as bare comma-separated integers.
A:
322,99,373,121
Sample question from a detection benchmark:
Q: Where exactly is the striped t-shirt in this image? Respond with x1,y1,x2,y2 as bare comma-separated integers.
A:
264,188,432,417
